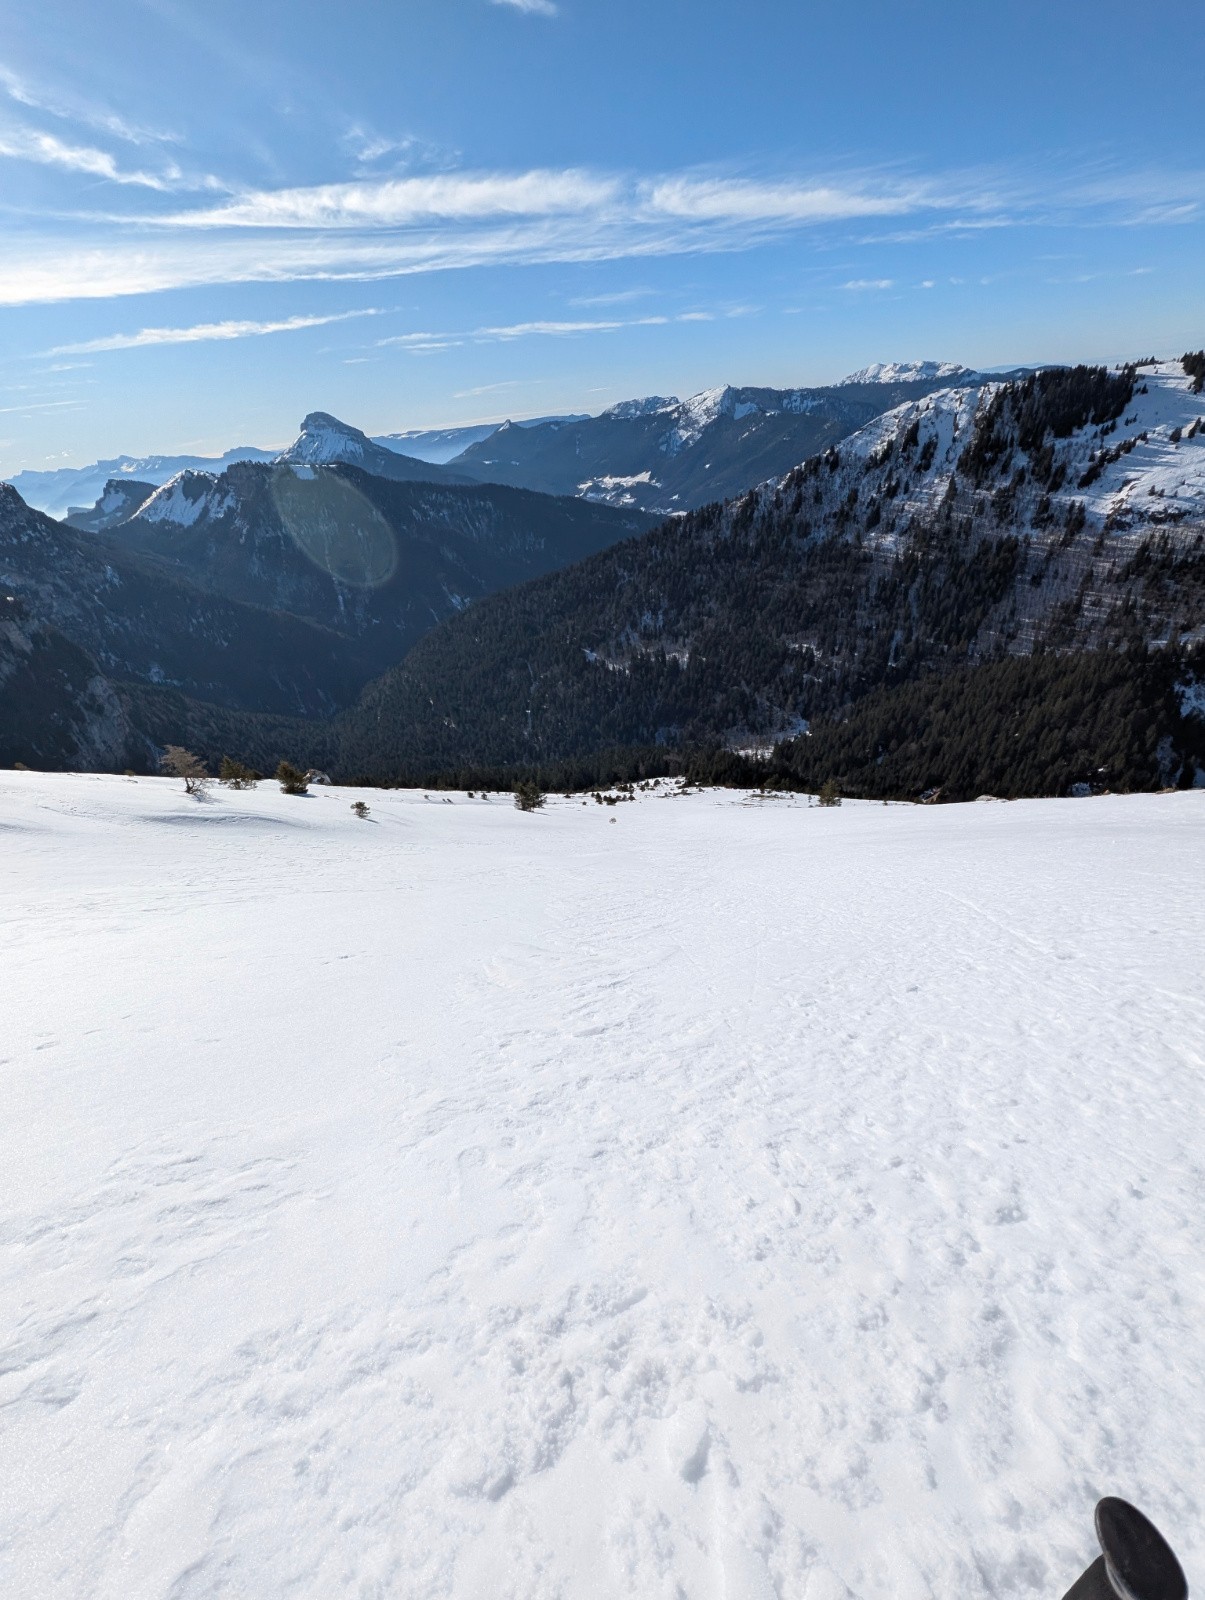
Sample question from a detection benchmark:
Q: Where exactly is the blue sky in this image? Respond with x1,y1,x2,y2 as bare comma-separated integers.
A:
1,0,1203,475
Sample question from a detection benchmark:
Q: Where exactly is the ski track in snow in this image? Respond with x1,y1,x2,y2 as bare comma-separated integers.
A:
1,775,1203,1599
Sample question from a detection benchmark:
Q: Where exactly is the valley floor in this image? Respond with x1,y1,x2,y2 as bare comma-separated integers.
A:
2,775,1203,1599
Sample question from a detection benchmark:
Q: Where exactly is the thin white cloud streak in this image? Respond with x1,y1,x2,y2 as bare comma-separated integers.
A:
645,176,931,224
843,278,895,291
46,309,380,356
168,170,617,229
0,214,716,306
0,398,83,414
381,312,716,351
0,64,178,148
489,0,558,14
569,286,655,306
0,125,179,189
475,316,669,338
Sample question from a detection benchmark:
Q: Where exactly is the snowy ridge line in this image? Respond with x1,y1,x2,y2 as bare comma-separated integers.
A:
840,359,975,386
137,469,232,527
738,360,1205,540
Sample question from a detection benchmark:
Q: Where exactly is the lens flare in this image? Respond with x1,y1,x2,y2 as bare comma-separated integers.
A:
269,466,397,588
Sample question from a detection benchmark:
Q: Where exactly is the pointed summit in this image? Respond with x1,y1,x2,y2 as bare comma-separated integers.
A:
280,412,375,465
275,413,470,485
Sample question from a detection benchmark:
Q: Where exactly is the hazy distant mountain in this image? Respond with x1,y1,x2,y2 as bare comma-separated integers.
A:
839,360,975,385
373,414,588,465
8,445,278,521
64,479,157,532
447,377,982,512
5,374,975,524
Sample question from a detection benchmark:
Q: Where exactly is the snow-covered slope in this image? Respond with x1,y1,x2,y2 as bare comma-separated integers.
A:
830,359,1205,535
3,772,1203,1599
136,469,235,527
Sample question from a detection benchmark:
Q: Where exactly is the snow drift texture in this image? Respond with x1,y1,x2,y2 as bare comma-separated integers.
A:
3,774,1203,1599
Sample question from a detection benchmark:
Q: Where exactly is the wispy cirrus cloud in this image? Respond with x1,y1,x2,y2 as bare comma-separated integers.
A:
45,308,381,356
475,316,669,338
842,278,895,291
0,64,178,148
0,125,182,189
0,63,211,194
644,176,933,224
489,0,558,16
379,310,729,353
162,169,619,229
2,158,1202,309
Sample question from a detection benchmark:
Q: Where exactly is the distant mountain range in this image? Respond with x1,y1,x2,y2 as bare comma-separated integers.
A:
6,363,984,519
0,459,651,765
8,414,590,519
6,355,1202,795
373,414,589,464
10,446,279,523
443,376,984,513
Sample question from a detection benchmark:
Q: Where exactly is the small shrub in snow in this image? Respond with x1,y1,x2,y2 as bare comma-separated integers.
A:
219,756,259,789
514,780,545,812
277,761,309,795
351,800,370,819
818,778,842,807
161,745,210,796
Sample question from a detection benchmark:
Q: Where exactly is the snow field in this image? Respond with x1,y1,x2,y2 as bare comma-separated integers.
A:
2,774,1203,1599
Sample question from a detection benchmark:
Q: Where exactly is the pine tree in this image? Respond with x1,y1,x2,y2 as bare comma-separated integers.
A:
277,761,309,795
513,780,545,812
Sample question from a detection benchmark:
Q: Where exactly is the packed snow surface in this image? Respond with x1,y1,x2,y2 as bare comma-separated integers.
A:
3,774,1203,1600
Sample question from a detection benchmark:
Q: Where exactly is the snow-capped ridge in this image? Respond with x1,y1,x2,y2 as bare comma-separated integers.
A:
137,470,233,528
660,387,741,454
603,396,680,421
774,359,1205,546
278,412,373,467
841,360,974,387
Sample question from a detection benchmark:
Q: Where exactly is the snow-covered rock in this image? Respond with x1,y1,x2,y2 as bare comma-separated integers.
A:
278,411,374,467
136,470,234,527
602,395,680,421
576,470,659,506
